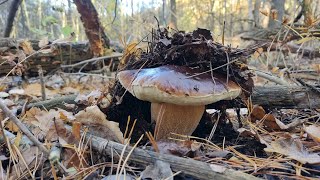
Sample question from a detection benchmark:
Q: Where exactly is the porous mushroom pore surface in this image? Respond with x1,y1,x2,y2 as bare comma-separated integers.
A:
117,65,241,105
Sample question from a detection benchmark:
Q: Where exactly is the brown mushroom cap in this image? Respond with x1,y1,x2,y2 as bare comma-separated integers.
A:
117,65,241,105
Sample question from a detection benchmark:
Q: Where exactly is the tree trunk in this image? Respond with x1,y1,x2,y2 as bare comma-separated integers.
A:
73,0,110,56
253,0,261,27
268,0,285,29
161,0,166,26
169,0,177,29
3,0,22,37
302,0,314,26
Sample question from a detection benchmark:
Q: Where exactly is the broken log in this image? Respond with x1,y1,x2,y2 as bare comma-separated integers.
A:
86,132,260,180
25,86,320,110
0,38,122,76
250,85,320,109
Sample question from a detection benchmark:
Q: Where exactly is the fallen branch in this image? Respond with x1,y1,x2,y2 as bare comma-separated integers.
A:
60,52,122,68
86,132,260,180
0,99,49,155
23,86,320,110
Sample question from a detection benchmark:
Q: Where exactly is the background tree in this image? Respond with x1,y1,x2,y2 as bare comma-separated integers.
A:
4,0,22,37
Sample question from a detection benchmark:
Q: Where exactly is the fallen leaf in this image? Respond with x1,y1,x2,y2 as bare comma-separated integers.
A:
210,164,227,173
24,83,54,97
304,125,320,143
72,122,81,140
140,160,173,180
19,40,34,55
8,89,25,95
75,106,124,142
253,48,263,58
157,140,201,157
250,105,288,130
264,137,320,164
74,90,102,105
38,36,49,48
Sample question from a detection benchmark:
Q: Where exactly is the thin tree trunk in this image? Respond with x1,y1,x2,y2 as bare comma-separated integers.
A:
253,0,261,27
4,0,22,37
170,0,177,29
268,0,285,29
302,0,314,26
73,0,110,56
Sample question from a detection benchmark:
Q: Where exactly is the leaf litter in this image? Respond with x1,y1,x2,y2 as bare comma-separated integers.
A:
0,28,320,180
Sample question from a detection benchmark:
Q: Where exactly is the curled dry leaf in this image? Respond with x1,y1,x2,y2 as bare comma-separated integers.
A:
237,128,271,148
304,125,320,143
157,140,201,157
19,40,34,55
75,105,124,142
250,105,288,131
141,160,173,180
74,90,102,105
38,36,49,48
264,137,320,164
24,83,55,97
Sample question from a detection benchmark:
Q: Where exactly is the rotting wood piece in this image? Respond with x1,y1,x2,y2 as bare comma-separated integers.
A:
84,130,261,180
24,86,320,111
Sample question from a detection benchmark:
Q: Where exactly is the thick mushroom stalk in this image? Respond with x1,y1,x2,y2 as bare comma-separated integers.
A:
117,65,241,140
151,103,205,140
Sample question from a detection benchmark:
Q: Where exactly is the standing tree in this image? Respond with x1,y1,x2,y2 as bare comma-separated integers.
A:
73,0,110,56
4,0,22,37
170,0,177,29
268,0,285,29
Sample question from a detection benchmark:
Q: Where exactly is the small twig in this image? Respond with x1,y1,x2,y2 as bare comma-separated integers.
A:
254,70,290,86
296,78,320,95
0,99,49,155
0,0,9,6
38,65,46,101
60,53,122,68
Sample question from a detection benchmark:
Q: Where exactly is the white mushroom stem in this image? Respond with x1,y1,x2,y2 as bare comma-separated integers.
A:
151,103,205,140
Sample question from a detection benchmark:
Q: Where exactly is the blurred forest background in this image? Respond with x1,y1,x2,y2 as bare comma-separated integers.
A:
0,0,319,47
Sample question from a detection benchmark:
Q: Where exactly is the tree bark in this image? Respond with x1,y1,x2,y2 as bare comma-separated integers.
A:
253,0,261,27
268,0,285,29
3,0,22,37
73,0,110,56
302,0,314,26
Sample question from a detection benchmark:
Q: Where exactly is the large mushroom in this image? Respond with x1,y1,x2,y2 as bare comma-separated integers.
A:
117,65,241,140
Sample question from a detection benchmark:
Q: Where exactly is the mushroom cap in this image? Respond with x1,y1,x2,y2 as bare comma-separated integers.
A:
117,65,241,106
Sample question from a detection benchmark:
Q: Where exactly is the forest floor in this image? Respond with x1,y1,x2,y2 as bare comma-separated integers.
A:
0,30,320,179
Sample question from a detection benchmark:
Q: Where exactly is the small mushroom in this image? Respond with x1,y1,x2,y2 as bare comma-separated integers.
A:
117,65,241,140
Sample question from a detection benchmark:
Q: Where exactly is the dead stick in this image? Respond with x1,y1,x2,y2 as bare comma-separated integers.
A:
73,128,260,180
0,99,49,155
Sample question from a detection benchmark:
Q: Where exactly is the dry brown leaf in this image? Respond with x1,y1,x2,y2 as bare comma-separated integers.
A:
253,48,263,58
304,125,320,143
75,106,124,142
250,105,288,130
270,9,278,20
157,140,201,157
250,105,265,122
24,83,55,97
264,137,320,164
74,90,102,105
19,40,34,55
38,37,49,48
6,121,19,132
58,108,75,122
259,9,269,17
72,122,81,140
141,160,173,180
